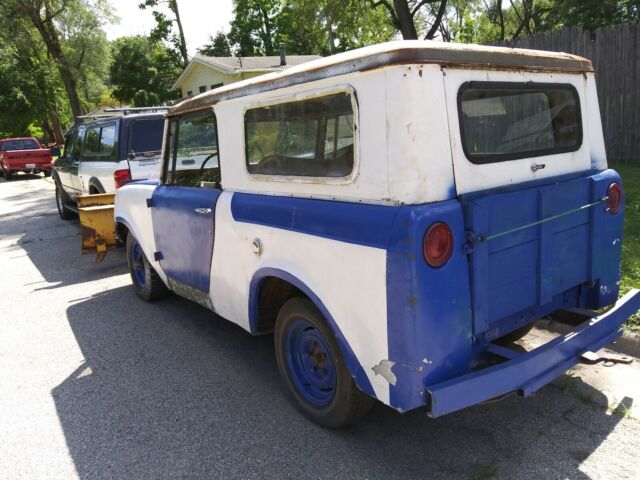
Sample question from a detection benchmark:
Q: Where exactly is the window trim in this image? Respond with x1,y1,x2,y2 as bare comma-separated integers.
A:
161,109,220,187
242,85,359,185
456,81,583,165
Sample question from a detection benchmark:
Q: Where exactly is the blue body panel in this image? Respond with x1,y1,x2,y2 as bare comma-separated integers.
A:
231,193,399,249
151,185,221,293
386,200,474,412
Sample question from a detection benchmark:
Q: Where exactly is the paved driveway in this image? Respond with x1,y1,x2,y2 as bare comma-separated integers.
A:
1,175,639,480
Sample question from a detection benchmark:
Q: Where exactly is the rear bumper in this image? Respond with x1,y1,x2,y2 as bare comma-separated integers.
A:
3,162,52,172
427,289,640,418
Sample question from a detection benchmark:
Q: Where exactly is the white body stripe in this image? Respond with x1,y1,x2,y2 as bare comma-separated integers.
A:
209,192,390,403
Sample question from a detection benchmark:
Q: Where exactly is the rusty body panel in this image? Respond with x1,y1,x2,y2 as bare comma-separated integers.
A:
77,193,117,262
169,41,594,117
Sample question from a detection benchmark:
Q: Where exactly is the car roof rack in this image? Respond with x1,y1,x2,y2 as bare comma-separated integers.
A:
103,107,170,114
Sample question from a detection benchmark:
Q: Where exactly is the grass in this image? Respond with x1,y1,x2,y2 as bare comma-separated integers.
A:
611,162,640,331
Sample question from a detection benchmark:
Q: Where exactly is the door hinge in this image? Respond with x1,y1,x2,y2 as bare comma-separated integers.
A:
154,251,163,261
146,198,153,208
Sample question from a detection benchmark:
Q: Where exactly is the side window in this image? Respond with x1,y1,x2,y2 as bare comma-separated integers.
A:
82,124,117,161
244,92,355,178
165,112,219,188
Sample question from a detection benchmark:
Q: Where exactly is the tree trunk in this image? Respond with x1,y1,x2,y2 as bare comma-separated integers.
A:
425,0,448,40
260,6,274,55
393,0,418,39
23,3,84,119
497,0,505,41
170,0,189,66
49,109,65,145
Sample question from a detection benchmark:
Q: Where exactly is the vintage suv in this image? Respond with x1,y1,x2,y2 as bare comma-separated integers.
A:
112,41,640,427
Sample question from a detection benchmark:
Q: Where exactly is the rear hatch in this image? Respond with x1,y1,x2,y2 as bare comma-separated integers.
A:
125,117,164,181
444,74,622,340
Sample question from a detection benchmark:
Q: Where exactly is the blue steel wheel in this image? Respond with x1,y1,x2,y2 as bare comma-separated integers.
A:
284,318,337,406
274,297,375,428
130,240,147,289
126,233,169,302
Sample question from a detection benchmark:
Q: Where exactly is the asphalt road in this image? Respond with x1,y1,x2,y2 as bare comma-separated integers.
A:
1,174,639,480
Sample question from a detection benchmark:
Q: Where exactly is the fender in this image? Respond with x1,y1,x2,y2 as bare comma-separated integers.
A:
88,176,106,193
249,267,376,398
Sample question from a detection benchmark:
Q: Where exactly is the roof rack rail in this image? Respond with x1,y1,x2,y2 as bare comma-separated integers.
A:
104,106,170,114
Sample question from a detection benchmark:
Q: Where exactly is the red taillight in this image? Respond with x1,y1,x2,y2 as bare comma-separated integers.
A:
606,182,622,215
423,222,453,268
114,169,131,189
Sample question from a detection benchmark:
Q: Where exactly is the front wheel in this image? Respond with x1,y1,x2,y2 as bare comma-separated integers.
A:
55,185,74,220
126,233,169,302
274,297,374,428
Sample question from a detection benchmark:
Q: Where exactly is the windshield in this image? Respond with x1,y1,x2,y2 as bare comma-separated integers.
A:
458,83,582,163
1,139,39,151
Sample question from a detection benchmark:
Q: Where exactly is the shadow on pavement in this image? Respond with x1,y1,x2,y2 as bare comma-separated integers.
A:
0,180,127,289
53,286,630,479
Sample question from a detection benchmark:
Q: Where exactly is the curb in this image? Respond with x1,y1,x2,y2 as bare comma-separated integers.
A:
535,317,640,358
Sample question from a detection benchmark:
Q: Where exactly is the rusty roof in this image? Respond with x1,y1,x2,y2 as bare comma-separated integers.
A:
169,40,593,117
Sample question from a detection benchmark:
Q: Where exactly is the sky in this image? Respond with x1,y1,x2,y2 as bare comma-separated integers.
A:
104,0,234,56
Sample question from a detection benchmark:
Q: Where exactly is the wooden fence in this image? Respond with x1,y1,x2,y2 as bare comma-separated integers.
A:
494,23,640,163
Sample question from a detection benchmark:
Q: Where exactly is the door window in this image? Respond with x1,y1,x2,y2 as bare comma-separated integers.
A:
164,112,220,187
62,126,86,161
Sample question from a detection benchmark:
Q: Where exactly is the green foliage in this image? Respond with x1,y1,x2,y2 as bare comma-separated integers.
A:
228,0,394,56
611,162,640,331
109,36,182,107
198,32,232,57
139,0,189,65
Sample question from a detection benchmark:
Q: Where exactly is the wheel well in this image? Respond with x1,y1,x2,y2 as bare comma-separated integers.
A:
255,276,305,334
116,222,129,243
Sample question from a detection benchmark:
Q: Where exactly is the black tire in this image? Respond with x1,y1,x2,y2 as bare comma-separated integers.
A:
55,184,74,220
126,233,169,302
4,170,13,181
498,321,535,344
274,297,375,428
43,169,52,177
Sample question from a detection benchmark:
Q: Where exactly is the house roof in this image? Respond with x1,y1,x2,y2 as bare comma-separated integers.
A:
170,40,594,117
171,54,322,90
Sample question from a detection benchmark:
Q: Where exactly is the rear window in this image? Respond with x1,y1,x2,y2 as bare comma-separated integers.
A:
1,139,39,151
458,82,582,164
128,119,164,158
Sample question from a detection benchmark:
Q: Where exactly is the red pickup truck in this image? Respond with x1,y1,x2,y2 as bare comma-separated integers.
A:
0,137,59,180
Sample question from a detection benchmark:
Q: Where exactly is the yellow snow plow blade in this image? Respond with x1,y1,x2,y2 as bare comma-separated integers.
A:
77,193,116,262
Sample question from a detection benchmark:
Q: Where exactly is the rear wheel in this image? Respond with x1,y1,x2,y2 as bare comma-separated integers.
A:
4,170,13,181
274,297,374,428
55,185,74,220
126,233,169,302
43,170,52,177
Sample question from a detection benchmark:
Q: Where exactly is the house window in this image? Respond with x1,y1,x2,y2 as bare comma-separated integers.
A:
199,85,206,93
211,83,223,89
187,91,193,97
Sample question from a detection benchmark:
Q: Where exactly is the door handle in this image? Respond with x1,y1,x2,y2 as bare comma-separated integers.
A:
194,208,212,215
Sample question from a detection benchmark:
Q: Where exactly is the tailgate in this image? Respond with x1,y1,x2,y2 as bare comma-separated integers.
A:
4,150,51,166
462,170,623,338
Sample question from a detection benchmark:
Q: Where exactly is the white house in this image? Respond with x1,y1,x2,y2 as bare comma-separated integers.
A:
172,54,321,98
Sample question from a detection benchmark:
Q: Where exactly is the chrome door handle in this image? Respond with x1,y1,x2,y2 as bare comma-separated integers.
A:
194,208,212,215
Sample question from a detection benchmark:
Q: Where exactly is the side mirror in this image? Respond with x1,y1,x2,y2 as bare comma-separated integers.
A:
50,147,61,157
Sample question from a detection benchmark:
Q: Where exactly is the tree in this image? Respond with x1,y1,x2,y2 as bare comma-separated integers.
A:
139,0,189,66
109,36,182,107
198,32,232,57
0,13,70,142
228,0,281,56
368,0,449,40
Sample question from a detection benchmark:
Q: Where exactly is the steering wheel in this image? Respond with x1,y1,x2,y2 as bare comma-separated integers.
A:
199,153,217,173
